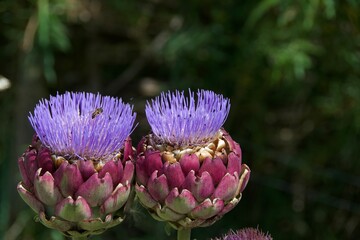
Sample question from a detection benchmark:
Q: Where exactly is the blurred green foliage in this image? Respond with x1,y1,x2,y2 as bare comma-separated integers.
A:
1,0,359,239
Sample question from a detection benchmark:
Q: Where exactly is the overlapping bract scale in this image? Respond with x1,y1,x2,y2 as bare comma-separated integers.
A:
18,136,135,237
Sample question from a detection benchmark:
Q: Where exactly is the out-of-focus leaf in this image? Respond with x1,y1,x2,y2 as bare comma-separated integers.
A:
37,0,50,48
264,39,321,81
35,0,70,83
323,0,336,18
303,0,319,29
49,14,70,51
43,51,56,83
162,27,211,62
245,0,281,28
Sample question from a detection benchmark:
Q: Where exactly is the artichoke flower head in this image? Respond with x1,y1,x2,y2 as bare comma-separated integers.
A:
136,89,251,230
17,92,136,237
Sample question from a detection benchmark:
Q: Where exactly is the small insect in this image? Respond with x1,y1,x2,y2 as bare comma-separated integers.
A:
92,107,103,119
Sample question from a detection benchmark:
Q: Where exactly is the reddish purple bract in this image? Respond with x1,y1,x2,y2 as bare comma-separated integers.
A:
136,129,250,229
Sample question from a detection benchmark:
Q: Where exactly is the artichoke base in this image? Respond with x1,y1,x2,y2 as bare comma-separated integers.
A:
37,210,125,237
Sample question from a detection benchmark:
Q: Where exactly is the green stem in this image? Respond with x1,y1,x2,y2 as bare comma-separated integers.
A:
71,236,88,240
177,228,191,240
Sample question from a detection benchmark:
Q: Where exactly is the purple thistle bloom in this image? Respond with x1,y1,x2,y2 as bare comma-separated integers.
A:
145,89,230,147
28,92,136,161
213,228,273,240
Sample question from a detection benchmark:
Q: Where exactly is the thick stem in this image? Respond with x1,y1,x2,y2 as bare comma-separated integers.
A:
177,228,191,240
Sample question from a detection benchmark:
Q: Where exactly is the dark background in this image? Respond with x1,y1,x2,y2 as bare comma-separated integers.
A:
0,1,359,239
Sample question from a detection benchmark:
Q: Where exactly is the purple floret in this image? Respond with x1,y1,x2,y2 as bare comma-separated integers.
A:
214,228,272,240
145,89,230,147
28,92,136,161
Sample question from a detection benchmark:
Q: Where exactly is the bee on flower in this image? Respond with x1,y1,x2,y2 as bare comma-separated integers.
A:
17,92,136,238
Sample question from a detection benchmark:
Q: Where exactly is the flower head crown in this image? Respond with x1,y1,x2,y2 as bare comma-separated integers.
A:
145,89,230,148
29,92,136,161
214,228,272,240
